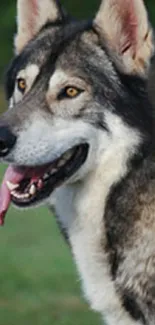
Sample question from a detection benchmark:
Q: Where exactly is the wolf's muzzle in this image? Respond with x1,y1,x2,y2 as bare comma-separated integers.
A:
0,126,16,157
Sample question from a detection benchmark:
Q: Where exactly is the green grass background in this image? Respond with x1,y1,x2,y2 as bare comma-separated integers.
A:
0,165,100,325
0,1,154,324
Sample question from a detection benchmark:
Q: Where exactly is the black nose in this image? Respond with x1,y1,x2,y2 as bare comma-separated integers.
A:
0,126,16,157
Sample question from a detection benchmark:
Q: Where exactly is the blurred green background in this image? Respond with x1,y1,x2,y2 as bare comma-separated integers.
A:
0,1,154,325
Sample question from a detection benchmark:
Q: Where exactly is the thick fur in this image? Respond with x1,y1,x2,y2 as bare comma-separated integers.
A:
1,0,155,324
95,0,153,75
15,0,65,54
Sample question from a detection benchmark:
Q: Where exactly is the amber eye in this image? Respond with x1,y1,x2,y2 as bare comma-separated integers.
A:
58,86,83,100
17,78,26,93
65,87,79,98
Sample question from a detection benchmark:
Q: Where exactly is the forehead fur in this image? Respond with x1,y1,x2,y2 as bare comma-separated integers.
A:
5,19,93,99
5,25,119,103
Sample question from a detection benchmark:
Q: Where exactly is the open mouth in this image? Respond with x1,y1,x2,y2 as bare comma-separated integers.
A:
12,143,88,205
0,143,89,225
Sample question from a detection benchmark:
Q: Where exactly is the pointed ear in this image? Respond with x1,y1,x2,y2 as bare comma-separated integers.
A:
94,0,154,76
15,0,64,54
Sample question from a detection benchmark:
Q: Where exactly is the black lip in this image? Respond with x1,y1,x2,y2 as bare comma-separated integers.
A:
12,143,89,208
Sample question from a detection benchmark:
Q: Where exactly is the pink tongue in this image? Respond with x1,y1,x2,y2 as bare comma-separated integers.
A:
0,166,27,226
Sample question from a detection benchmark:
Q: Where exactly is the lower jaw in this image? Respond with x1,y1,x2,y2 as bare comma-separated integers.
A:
12,184,55,208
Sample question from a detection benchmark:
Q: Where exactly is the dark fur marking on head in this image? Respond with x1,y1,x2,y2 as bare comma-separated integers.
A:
5,19,92,101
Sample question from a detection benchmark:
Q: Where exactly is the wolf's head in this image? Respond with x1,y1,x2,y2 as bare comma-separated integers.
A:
0,0,154,222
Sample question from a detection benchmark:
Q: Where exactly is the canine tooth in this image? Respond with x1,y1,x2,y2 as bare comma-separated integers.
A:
6,181,19,191
29,184,36,196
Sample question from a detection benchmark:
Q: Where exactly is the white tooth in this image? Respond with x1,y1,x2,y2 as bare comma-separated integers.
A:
23,193,30,199
14,194,20,199
43,173,49,180
57,159,65,167
50,168,57,175
16,193,21,198
63,150,73,161
29,184,36,196
11,190,17,197
6,181,19,191
11,191,21,199
11,190,30,199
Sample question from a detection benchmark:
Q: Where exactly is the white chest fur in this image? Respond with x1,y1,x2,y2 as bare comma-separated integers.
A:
49,114,141,324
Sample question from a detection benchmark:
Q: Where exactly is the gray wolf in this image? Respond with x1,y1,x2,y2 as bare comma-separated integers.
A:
0,0,154,324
